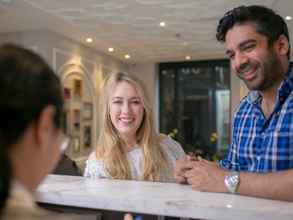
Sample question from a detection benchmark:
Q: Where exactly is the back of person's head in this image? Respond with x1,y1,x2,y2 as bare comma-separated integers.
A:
0,43,63,212
216,5,291,59
97,72,171,181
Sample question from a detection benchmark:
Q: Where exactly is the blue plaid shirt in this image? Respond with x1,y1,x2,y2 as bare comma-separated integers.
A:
220,65,293,172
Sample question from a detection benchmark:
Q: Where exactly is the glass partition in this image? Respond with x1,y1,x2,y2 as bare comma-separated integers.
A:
159,60,230,160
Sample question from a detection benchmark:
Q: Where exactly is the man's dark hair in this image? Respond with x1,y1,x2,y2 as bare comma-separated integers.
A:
216,5,291,59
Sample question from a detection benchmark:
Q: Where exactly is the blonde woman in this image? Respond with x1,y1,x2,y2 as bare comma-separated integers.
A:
84,72,185,182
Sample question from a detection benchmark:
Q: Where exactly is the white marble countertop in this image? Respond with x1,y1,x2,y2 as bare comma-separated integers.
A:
36,174,293,220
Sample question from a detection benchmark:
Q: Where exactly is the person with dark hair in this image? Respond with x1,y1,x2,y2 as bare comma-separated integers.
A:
175,5,293,201
0,43,80,219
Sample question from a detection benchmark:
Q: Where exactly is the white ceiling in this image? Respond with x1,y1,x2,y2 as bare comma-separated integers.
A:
0,0,292,63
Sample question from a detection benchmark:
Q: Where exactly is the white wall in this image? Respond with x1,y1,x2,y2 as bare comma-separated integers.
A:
0,31,129,73
0,30,130,159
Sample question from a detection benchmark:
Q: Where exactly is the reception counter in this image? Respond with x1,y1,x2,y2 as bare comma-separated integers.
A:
36,174,293,220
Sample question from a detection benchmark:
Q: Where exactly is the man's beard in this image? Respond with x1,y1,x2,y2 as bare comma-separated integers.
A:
237,50,283,91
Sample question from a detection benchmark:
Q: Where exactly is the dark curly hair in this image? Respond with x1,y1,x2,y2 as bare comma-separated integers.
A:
216,5,290,59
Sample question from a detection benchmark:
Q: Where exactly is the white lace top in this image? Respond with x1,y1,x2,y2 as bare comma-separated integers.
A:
84,136,185,182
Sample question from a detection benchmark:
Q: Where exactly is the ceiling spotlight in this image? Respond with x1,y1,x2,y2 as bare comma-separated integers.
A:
86,38,93,43
124,54,130,59
108,47,114,52
285,16,292,21
185,56,191,60
159,22,166,27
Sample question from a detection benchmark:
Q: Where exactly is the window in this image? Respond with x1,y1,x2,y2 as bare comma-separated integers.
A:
159,60,230,159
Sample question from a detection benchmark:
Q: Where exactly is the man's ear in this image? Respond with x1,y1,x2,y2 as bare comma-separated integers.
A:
276,35,290,56
35,106,56,150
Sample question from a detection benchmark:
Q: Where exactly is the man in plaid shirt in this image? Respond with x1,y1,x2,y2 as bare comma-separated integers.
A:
175,5,293,201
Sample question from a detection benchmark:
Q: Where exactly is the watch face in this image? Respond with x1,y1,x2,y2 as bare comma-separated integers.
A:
225,172,239,193
229,173,239,186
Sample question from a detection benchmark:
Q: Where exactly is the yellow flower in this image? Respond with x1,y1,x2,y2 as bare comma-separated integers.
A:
210,132,218,143
168,128,178,138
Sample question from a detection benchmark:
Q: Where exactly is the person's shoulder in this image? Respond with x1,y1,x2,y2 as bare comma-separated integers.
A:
233,93,254,118
158,133,168,142
237,94,251,109
158,133,182,149
88,149,105,160
158,133,185,159
84,148,108,178
84,150,105,173
286,90,293,103
88,151,97,160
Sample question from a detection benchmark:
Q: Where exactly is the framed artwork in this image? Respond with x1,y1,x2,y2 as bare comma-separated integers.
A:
63,87,71,100
83,102,93,120
73,78,82,98
83,125,92,148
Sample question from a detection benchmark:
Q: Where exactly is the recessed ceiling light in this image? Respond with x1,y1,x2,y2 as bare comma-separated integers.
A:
108,47,114,52
285,16,292,21
185,55,191,60
124,54,130,59
86,38,93,43
159,22,166,27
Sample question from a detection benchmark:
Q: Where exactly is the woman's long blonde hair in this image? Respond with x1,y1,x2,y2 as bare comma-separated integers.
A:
96,72,171,181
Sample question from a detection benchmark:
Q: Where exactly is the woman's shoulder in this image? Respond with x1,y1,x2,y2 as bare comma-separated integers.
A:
158,133,185,157
84,150,107,178
87,148,105,160
158,133,181,150
86,151,104,166
85,150,107,171
158,133,169,142
88,151,97,160
158,133,178,146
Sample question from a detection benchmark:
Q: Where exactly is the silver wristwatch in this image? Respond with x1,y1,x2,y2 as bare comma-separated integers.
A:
224,171,240,194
